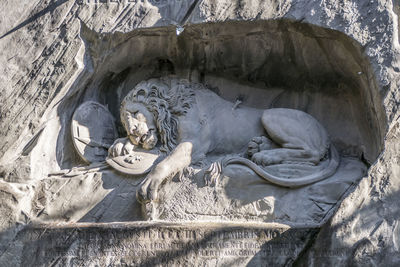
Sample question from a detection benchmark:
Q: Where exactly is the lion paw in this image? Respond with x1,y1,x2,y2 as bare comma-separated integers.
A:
251,151,282,166
108,137,136,157
136,174,162,203
247,136,273,157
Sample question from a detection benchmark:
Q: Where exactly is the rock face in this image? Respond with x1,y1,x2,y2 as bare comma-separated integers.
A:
0,0,399,266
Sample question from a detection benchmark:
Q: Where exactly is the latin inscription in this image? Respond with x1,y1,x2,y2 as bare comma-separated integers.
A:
20,225,317,266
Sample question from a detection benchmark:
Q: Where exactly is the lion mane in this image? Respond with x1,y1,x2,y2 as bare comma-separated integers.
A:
121,77,196,153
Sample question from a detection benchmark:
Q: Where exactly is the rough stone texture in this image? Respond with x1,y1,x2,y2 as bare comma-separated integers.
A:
153,158,366,225
0,0,399,265
296,116,400,266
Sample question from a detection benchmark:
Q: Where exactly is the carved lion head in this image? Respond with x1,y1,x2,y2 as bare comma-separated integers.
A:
121,76,195,153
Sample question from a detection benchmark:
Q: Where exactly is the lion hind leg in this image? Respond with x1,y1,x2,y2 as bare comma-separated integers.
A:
261,109,329,158
251,148,321,166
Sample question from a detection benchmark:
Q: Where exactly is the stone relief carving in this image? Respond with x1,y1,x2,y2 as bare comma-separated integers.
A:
102,77,340,204
56,75,367,224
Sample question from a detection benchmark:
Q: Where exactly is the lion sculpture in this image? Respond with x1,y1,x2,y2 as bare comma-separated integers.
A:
108,77,339,203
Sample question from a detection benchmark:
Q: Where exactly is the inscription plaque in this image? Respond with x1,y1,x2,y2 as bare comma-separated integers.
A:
1,222,319,266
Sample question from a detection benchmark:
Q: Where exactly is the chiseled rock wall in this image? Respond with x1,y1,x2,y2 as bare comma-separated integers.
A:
0,0,399,265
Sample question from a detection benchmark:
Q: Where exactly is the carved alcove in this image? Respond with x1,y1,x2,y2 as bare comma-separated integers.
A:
49,19,386,226
79,20,384,161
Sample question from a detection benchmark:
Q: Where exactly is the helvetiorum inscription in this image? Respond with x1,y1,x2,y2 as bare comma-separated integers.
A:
7,223,318,266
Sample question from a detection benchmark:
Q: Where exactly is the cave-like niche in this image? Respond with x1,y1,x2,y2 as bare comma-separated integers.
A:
54,19,385,225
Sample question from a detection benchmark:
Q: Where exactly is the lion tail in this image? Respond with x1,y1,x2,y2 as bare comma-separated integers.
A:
218,145,340,188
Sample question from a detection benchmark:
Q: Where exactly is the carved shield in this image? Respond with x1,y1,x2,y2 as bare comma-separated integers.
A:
71,101,118,163
106,149,160,175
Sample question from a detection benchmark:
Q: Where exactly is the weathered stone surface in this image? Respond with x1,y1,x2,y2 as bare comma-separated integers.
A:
154,158,366,225
296,118,400,266
0,0,399,265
